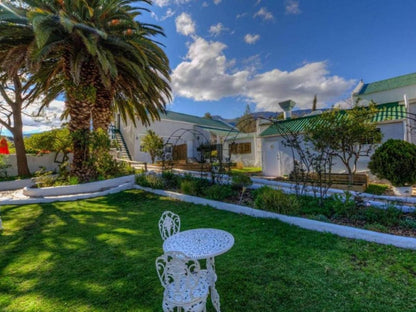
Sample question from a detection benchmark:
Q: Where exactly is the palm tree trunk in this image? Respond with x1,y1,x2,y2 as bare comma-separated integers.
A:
63,53,97,182
92,81,114,132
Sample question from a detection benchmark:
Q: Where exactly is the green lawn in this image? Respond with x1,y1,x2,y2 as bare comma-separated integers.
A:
1,189,416,311
231,167,262,174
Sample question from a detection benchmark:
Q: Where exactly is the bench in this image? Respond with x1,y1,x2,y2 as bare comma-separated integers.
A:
299,173,368,186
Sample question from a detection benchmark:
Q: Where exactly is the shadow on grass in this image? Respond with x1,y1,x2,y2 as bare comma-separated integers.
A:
1,189,416,311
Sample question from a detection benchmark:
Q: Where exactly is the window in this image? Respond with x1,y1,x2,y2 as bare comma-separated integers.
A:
229,142,251,154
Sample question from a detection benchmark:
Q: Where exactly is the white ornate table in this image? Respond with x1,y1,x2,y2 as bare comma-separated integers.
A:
163,228,234,312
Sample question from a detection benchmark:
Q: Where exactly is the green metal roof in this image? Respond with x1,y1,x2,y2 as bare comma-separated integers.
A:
160,111,233,130
260,102,406,137
358,72,416,95
197,126,239,137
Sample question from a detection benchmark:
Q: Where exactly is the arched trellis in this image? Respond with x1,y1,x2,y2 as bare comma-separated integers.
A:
161,128,213,171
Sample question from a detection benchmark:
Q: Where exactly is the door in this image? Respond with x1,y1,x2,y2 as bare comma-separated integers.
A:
264,140,279,177
173,144,187,161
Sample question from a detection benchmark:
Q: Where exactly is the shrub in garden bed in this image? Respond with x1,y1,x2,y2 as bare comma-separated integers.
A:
135,171,416,236
365,183,390,195
253,186,301,214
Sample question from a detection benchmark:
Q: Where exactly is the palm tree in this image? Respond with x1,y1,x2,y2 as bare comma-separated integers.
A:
0,0,171,181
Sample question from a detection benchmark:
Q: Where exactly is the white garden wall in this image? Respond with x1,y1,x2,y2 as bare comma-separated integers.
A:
1,153,72,177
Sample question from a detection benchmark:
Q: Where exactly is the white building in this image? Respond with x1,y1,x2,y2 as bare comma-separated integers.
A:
261,72,416,177
116,110,240,164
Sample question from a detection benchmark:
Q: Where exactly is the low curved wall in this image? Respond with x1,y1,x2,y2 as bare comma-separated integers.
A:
0,178,33,191
23,175,135,197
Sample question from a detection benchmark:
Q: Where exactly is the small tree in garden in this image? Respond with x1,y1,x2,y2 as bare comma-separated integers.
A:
236,104,256,133
231,172,253,204
24,128,72,162
306,103,382,184
142,130,164,164
369,139,416,186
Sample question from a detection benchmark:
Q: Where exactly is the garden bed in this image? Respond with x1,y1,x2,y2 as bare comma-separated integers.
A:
135,172,416,238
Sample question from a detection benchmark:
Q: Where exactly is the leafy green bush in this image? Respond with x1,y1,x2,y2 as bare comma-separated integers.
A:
161,171,180,189
365,183,390,195
231,172,252,189
135,173,164,189
369,139,416,186
180,180,199,196
0,154,10,178
254,186,300,214
205,184,234,201
181,175,211,196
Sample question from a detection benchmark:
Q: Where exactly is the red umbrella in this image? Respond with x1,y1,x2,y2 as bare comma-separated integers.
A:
0,137,10,154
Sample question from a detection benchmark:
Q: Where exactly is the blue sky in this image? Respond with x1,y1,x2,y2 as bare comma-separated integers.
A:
2,0,416,137
139,0,416,118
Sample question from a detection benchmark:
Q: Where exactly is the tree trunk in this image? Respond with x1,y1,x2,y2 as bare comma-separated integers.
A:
63,53,97,182
11,110,30,176
92,80,114,132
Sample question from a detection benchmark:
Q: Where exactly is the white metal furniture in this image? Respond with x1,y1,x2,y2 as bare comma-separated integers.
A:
156,251,210,312
163,228,235,312
159,211,181,241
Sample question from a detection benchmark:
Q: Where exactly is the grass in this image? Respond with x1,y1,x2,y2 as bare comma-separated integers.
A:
231,167,262,174
1,189,416,311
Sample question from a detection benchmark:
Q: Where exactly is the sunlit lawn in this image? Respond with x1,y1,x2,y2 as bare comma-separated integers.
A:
231,167,262,174
1,189,416,311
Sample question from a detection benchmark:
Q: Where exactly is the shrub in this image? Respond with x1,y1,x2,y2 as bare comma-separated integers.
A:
205,184,234,201
254,186,300,214
231,172,252,190
180,180,199,196
369,139,416,186
161,171,180,189
135,173,164,189
365,183,390,195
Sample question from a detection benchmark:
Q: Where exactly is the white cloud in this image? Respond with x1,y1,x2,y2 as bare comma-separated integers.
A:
175,13,196,36
209,23,226,36
171,37,249,101
245,62,355,111
254,7,274,21
213,0,222,4
153,0,192,7
244,33,260,44
171,38,355,110
285,0,301,15
153,0,170,7
162,8,175,20
236,12,247,19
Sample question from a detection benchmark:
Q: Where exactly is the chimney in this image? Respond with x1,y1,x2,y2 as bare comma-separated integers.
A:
279,100,296,119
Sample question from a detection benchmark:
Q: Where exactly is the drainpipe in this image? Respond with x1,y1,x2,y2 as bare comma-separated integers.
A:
404,94,411,143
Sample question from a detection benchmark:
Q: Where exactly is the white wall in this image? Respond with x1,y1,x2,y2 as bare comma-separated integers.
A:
225,137,258,167
119,117,211,163
2,153,71,177
354,85,416,105
261,121,404,177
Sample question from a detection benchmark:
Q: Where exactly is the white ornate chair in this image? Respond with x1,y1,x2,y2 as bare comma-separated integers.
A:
159,211,181,241
156,251,210,312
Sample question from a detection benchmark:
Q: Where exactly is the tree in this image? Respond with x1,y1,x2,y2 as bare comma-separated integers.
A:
306,103,382,184
369,139,416,186
141,130,163,164
0,12,37,177
203,112,213,119
236,104,256,133
24,128,72,163
0,0,171,182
